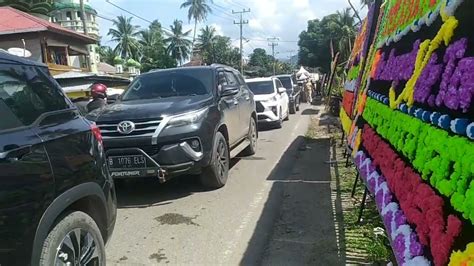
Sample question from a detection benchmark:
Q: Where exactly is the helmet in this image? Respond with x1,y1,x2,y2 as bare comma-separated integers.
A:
90,83,107,99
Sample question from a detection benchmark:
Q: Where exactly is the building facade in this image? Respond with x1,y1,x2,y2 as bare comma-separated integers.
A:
50,0,99,72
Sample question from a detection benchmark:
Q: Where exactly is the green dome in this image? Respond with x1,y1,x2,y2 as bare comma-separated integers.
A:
52,2,97,15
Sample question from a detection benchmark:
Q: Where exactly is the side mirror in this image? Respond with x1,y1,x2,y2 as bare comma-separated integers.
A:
278,87,287,94
221,85,240,97
107,94,120,104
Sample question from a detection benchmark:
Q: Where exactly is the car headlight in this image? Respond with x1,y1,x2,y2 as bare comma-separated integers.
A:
167,108,209,128
262,95,278,103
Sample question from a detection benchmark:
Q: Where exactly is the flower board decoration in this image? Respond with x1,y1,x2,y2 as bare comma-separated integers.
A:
339,0,474,265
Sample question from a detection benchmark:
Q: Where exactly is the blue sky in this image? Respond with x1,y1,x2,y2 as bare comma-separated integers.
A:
90,0,365,60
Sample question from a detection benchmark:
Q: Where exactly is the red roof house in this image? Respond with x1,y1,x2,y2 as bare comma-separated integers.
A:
0,6,96,74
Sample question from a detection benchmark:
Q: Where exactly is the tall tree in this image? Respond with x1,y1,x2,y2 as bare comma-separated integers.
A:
197,25,217,64
180,0,212,53
164,20,192,66
98,46,118,66
139,20,176,72
107,15,141,60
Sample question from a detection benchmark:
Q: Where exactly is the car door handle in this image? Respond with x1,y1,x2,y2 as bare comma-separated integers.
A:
0,145,32,161
234,100,239,105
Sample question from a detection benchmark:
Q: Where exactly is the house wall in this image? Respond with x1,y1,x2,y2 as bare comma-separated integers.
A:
0,33,43,63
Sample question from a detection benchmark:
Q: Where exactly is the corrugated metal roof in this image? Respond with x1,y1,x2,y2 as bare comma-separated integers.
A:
0,7,96,43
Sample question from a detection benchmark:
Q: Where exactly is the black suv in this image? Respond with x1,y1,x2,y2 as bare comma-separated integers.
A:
0,52,116,265
89,65,257,189
276,74,301,114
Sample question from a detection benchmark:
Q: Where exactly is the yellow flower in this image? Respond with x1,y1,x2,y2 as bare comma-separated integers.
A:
449,243,474,266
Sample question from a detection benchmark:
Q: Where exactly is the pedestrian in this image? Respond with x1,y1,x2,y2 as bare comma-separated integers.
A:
305,80,313,104
87,83,108,113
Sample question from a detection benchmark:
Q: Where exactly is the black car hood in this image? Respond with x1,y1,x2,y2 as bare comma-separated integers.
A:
89,95,213,122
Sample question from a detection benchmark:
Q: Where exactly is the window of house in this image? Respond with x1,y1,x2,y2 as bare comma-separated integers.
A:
66,11,72,20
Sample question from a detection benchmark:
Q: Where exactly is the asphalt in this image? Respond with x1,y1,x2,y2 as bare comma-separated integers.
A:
106,103,339,265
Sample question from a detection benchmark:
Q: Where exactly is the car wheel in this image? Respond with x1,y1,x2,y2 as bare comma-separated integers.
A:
289,103,296,114
201,132,229,189
242,118,258,156
275,108,283,128
39,211,105,266
296,100,300,111
284,108,290,121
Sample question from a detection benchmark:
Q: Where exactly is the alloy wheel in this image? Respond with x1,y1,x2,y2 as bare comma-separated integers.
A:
55,228,101,266
250,120,257,150
216,140,228,179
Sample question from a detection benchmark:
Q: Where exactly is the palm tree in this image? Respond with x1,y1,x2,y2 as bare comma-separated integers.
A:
333,8,356,58
164,20,192,65
197,25,217,63
98,46,118,66
180,0,212,52
107,15,141,60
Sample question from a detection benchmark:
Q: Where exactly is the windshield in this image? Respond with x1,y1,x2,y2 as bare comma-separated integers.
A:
278,77,293,90
121,69,212,101
247,81,275,95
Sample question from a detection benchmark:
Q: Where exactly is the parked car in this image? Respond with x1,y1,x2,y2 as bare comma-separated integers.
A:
88,65,258,189
0,52,116,265
246,77,290,128
276,74,301,114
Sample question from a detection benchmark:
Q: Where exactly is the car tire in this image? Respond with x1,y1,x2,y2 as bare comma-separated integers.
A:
242,118,258,156
296,99,300,111
201,132,229,189
289,104,296,114
39,211,105,266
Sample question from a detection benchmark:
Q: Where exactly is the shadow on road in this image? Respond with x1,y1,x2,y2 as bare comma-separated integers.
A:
240,136,347,265
301,109,320,116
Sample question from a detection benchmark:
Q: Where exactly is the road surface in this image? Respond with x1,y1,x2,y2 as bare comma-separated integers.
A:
106,104,340,265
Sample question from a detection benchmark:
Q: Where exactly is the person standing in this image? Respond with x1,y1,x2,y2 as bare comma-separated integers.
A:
305,80,313,104
87,83,108,113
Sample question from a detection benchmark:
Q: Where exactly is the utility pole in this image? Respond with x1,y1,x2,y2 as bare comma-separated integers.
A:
268,37,279,76
233,9,250,74
287,50,296,66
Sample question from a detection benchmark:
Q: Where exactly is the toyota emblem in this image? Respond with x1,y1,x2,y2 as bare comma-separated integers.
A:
117,121,135,135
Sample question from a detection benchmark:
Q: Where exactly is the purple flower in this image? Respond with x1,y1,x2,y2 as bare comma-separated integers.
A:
409,233,423,257
394,234,407,264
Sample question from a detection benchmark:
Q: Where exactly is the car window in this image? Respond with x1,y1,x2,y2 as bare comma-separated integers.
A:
247,81,275,95
218,71,228,86
122,69,212,101
279,77,293,90
0,64,69,129
225,71,238,86
236,73,246,85
276,79,284,89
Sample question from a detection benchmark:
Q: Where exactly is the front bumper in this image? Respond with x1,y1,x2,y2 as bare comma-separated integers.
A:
106,140,206,182
256,101,279,123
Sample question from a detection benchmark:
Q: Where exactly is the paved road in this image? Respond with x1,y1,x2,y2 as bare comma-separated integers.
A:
106,104,321,265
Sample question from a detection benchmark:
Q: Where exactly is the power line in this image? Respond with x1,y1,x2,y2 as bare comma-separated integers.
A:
105,0,173,33
233,8,250,74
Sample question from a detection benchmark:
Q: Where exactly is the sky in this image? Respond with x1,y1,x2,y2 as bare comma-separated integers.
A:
90,0,366,60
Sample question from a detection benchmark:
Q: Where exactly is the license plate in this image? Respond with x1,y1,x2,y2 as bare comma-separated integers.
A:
108,155,147,169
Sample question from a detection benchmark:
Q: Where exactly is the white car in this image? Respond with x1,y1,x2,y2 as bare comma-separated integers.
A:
246,77,290,128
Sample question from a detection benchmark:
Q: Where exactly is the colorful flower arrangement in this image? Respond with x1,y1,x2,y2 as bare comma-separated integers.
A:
339,107,352,135
355,151,429,265
369,90,473,137
342,91,355,117
376,0,443,48
413,38,474,113
363,98,474,224
450,243,474,265
362,125,463,266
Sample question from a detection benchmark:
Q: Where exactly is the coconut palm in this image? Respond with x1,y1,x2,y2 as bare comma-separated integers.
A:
107,15,141,60
197,25,217,63
180,0,212,52
164,20,192,65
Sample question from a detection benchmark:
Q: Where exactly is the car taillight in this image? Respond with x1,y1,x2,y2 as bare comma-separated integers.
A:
90,123,103,145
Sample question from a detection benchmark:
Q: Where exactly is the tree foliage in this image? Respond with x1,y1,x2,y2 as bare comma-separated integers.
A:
246,48,292,77
164,20,193,66
298,9,356,73
108,15,141,60
139,20,176,72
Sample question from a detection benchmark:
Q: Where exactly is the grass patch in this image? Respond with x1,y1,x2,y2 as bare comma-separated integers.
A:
306,114,394,264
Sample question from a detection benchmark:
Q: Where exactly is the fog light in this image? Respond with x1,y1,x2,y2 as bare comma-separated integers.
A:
271,106,278,116
191,139,200,149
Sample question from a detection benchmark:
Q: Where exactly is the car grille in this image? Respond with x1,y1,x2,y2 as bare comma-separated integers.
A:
256,101,265,113
97,118,162,139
